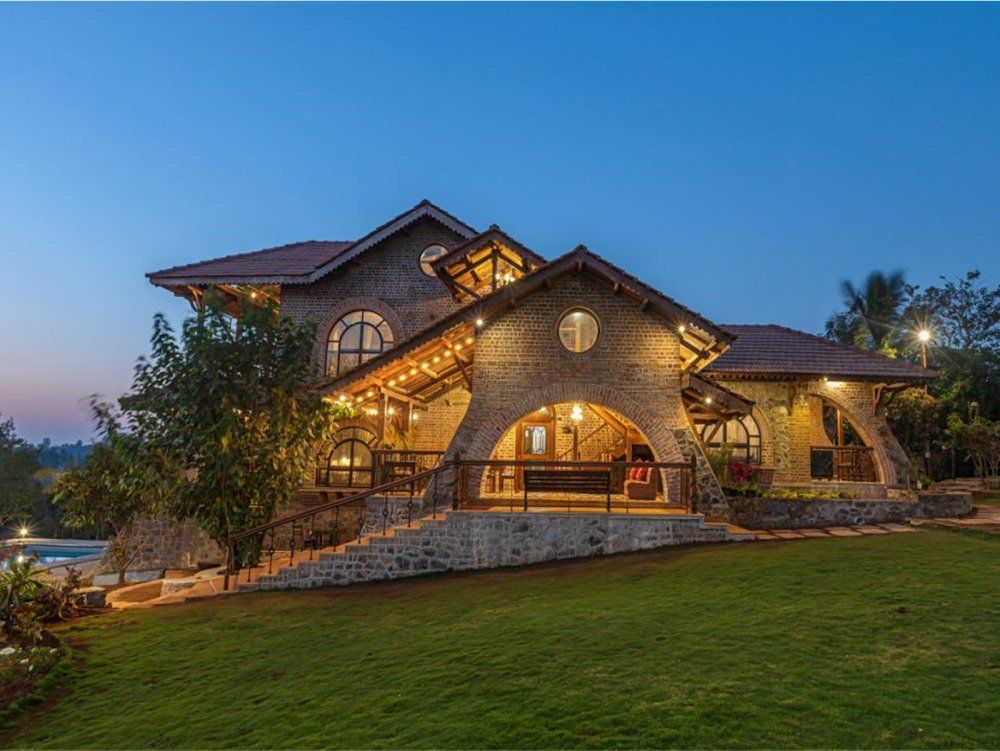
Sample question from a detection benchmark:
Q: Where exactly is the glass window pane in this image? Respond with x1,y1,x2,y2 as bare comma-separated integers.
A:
558,309,599,353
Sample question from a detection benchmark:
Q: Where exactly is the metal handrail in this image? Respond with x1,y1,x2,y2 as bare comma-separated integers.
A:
452,457,698,512
224,464,452,590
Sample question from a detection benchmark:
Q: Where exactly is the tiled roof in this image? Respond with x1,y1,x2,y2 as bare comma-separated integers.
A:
147,240,354,284
706,324,936,382
146,199,478,287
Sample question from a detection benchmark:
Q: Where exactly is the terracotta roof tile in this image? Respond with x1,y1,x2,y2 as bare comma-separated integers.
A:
147,240,354,283
706,324,936,382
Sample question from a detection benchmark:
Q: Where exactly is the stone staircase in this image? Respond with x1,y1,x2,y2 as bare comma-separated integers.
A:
238,508,752,592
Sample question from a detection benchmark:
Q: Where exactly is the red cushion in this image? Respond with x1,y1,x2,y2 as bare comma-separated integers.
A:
628,466,640,481
637,466,649,482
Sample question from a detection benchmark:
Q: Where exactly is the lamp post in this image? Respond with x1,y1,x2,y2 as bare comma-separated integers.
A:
918,329,931,395
917,328,932,483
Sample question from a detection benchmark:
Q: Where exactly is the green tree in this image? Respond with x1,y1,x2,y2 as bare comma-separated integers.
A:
0,414,45,534
127,293,333,563
906,270,1000,351
826,270,908,352
53,400,179,584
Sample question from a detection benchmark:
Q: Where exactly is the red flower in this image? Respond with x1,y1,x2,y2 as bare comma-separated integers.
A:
727,460,757,485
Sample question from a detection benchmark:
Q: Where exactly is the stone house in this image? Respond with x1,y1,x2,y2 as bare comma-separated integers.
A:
147,199,933,539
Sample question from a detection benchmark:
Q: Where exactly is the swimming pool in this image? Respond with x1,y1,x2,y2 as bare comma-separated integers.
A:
1,541,107,569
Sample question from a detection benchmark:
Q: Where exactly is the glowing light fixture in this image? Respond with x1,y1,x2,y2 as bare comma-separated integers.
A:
704,396,713,405
918,329,931,343
475,318,484,328
678,324,687,334
18,526,30,538
570,404,584,422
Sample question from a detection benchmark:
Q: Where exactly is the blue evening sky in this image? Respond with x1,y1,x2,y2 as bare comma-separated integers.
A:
1,3,998,443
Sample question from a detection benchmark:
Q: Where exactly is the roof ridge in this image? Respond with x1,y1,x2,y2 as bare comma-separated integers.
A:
147,239,352,279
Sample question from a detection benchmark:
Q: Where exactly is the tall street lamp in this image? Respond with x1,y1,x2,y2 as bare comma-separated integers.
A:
917,328,933,482
918,329,931,394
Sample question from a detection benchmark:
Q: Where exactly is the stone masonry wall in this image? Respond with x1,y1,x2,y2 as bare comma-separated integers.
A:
120,515,224,573
432,272,727,513
280,216,469,369
248,510,736,591
729,492,972,530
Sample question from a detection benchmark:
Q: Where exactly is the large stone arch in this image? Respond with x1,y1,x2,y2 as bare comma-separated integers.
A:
456,381,686,466
425,380,728,515
806,386,901,486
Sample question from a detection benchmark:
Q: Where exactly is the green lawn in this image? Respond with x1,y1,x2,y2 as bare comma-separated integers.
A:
6,530,999,750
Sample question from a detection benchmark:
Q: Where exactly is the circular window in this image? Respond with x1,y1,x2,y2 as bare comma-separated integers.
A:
419,244,449,276
558,308,600,353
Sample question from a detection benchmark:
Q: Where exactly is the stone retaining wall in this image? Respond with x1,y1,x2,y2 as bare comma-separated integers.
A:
248,510,738,591
728,492,972,530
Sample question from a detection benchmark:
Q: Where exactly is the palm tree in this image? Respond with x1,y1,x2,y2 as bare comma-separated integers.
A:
838,270,908,352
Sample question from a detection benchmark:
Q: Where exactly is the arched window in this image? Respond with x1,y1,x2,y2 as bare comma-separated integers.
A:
318,427,376,487
326,310,394,376
699,415,761,465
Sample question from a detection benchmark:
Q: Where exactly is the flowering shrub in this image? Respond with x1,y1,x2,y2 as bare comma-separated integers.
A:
726,460,758,486
0,641,62,711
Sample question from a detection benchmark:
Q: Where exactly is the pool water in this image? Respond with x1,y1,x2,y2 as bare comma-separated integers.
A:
1,543,106,568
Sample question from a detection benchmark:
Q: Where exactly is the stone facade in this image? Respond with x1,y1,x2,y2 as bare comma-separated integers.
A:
728,492,972,530
244,509,745,591
122,515,224,573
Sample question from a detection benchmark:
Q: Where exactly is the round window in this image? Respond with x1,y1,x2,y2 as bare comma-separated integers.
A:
419,244,449,276
558,308,600,353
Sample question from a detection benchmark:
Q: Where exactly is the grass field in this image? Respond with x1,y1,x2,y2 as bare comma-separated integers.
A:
5,529,999,750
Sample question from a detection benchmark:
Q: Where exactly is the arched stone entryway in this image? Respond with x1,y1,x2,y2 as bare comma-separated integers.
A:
457,381,686,467
427,380,728,514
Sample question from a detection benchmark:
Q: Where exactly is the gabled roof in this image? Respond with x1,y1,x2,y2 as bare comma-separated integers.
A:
321,245,733,399
431,224,547,272
706,324,937,383
146,199,477,287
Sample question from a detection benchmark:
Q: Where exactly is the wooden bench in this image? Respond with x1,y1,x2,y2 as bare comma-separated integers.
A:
522,469,612,511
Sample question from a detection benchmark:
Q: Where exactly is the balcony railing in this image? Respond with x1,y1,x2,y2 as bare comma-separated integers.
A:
810,446,878,483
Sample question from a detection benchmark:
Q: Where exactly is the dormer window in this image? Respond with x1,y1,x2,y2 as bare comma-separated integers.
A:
419,244,449,276
327,310,395,376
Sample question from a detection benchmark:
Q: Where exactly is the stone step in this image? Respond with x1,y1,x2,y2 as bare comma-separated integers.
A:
238,508,749,593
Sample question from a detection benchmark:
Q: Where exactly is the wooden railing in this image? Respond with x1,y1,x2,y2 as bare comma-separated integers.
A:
556,423,626,461
810,446,878,483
